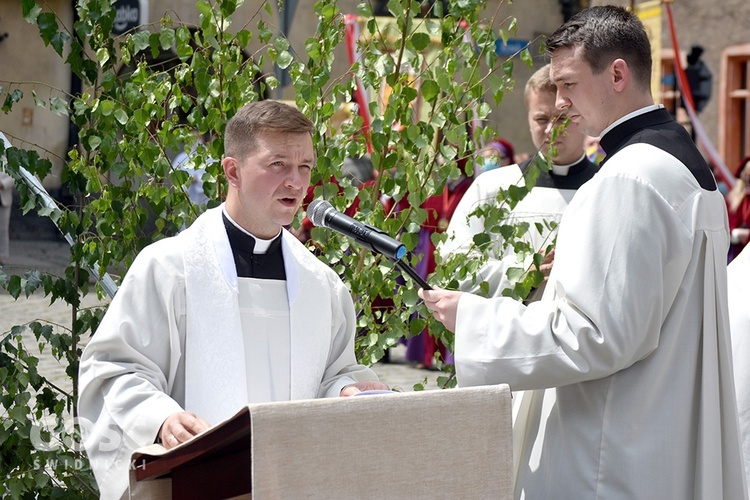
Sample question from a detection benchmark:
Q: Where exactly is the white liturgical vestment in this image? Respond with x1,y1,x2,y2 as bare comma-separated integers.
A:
239,278,291,403
455,108,747,499
729,244,750,487
78,205,379,500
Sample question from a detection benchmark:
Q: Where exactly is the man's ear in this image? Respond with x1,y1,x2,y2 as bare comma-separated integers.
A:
611,58,629,92
223,157,239,188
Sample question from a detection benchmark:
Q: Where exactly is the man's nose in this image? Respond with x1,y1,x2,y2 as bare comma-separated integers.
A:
285,167,306,189
556,91,570,110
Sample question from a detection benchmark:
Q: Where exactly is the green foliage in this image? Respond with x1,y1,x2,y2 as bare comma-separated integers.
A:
294,0,539,375
1,0,547,495
0,265,103,498
435,153,557,300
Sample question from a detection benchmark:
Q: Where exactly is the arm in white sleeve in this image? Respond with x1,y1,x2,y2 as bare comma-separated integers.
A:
455,174,692,390
318,275,380,398
78,244,187,498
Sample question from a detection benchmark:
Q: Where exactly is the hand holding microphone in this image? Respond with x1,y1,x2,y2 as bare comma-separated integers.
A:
306,200,431,289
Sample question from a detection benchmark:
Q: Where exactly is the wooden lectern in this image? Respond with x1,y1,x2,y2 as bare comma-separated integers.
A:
129,385,513,499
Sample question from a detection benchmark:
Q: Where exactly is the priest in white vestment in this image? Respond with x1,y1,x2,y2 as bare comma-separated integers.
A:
421,7,747,499
440,63,598,300
729,244,750,487
440,64,598,480
78,101,387,499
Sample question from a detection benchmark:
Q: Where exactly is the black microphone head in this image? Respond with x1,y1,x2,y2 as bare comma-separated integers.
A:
307,199,333,227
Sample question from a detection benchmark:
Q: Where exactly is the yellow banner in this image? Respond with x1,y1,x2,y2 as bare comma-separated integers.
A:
635,0,663,103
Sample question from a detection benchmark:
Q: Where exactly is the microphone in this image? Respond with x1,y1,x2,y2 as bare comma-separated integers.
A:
307,200,406,261
307,200,432,290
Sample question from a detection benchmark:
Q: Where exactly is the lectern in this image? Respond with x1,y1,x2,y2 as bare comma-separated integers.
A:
129,385,513,499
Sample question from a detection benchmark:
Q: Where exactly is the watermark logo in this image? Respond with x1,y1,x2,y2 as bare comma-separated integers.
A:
29,414,83,452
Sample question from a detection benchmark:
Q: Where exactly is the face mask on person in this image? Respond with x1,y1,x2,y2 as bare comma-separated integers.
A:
476,159,500,175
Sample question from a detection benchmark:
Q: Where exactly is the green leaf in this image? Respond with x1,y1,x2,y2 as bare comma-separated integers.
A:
273,37,290,52
411,32,431,51
316,2,339,21
7,275,22,299
472,232,491,249
49,96,69,117
114,109,128,125
506,267,525,284
520,47,534,68
50,31,70,57
159,28,176,50
356,3,373,16
23,270,43,296
2,89,24,113
132,30,150,53
196,0,212,18
276,51,293,69
88,135,102,151
420,79,440,103
35,13,58,47
387,0,404,18
35,470,50,489
96,47,110,66
235,29,252,47
402,287,419,307
99,100,115,116
502,58,514,77
7,479,23,498
21,0,41,21
9,404,28,422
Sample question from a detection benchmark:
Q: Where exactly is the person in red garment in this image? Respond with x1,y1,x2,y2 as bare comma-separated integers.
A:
728,156,750,261
405,158,473,368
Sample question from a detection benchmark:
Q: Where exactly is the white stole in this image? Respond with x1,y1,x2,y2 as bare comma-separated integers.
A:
182,205,331,425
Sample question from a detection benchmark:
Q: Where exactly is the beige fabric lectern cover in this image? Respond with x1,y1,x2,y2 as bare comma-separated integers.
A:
129,385,513,499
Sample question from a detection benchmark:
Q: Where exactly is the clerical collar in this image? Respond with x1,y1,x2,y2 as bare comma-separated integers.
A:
222,212,286,280
596,106,715,190
550,153,587,176
525,153,591,177
222,209,281,253
600,104,663,139
599,107,673,162
521,155,598,190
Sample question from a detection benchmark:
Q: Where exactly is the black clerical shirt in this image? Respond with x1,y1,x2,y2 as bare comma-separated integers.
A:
519,155,599,190
222,213,286,280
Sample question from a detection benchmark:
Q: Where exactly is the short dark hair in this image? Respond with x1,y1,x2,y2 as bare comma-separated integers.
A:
224,100,315,159
545,5,652,91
